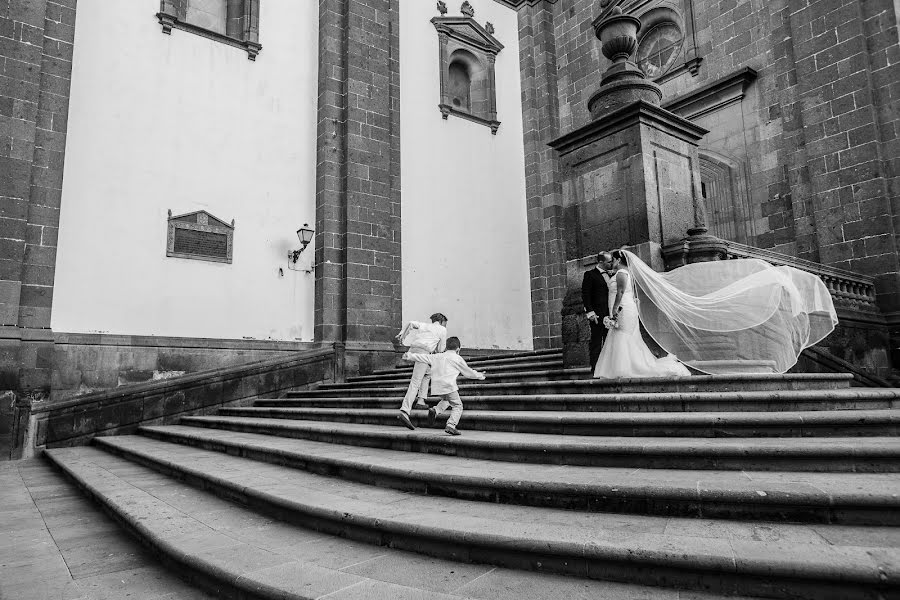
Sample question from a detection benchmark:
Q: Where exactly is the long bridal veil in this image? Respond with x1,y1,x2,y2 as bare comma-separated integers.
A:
623,250,837,374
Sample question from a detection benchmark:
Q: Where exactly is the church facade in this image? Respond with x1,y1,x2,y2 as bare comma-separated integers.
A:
1,0,898,414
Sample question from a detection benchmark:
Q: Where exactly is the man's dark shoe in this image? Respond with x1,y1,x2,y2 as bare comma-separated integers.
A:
413,401,428,410
427,407,437,427
444,426,461,436
398,411,416,430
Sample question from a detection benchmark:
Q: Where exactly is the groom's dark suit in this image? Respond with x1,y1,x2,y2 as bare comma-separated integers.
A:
582,267,612,370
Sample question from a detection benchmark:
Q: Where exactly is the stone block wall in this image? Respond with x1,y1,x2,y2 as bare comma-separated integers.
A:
517,3,567,350
314,0,402,361
520,0,900,357
0,0,76,397
49,334,318,401
18,348,336,458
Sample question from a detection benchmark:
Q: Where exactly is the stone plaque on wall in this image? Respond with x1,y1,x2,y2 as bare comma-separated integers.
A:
166,210,234,263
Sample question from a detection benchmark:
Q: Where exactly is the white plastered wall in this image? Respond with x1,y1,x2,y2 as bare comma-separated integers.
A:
52,0,318,340
400,0,532,350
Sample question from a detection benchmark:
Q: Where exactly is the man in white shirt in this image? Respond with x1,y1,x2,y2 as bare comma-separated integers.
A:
396,313,448,422
400,336,486,435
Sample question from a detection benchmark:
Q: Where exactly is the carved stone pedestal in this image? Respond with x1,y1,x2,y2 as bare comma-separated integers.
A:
551,5,713,368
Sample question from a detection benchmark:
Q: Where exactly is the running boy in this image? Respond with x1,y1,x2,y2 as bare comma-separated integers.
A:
396,313,448,426
398,337,486,435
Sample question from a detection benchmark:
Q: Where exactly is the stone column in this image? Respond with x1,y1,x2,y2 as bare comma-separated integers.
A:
517,3,566,350
1,0,77,459
549,6,717,367
313,0,403,375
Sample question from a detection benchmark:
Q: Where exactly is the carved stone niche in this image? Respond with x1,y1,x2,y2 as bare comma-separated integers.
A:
167,210,235,264
431,8,504,134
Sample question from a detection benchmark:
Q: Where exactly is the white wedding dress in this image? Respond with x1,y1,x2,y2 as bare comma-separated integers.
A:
593,269,691,379
592,250,837,376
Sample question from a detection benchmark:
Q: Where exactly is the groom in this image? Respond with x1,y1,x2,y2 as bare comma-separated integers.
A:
582,251,614,370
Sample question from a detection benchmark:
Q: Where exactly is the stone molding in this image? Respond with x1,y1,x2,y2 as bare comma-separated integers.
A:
492,0,558,7
52,332,315,351
549,99,708,156
662,67,758,120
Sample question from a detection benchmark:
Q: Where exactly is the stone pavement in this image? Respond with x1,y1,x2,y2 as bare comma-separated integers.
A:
0,459,216,600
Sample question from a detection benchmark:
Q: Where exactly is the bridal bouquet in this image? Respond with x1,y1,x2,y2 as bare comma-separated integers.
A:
602,316,619,329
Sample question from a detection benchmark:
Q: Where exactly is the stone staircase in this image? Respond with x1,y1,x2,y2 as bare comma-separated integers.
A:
43,349,900,599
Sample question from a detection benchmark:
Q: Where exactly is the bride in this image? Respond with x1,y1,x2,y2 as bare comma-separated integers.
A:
593,249,837,378
594,250,690,378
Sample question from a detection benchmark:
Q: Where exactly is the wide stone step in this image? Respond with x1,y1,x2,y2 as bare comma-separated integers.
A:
346,361,569,384
44,447,717,600
60,437,900,600
218,406,900,437
374,348,563,374
258,388,899,413
137,424,900,525
289,374,855,398
176,416,900,472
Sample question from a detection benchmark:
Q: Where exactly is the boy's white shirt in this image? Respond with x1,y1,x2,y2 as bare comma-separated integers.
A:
402,350,484,394
402,321,447,352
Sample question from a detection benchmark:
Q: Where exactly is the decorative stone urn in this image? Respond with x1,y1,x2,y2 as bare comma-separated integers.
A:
587,7,662,118
596,9,641,77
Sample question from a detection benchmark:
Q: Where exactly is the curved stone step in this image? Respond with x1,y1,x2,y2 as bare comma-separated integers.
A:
176,416,900,472
346,361,570,384
259,388,899,413
217,407,900,437
290,374,855,398
374,349,563,374
45,447,714,600
137,424,900,525
65,437,900,600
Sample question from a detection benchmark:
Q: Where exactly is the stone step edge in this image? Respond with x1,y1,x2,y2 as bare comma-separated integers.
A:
224,407,900,426
177,416,900,473
86,436,900,600
271,388,900,402
254,399,895,414
378,357,564,376
42,449,316,600
378,348,563,372
347,361,569,382
138,425,900,526
289,377,860,396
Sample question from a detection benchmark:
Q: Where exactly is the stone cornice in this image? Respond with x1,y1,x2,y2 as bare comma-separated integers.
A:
492,0,558,8
662,67,758,119
548,100,709,155
432,16,504,54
